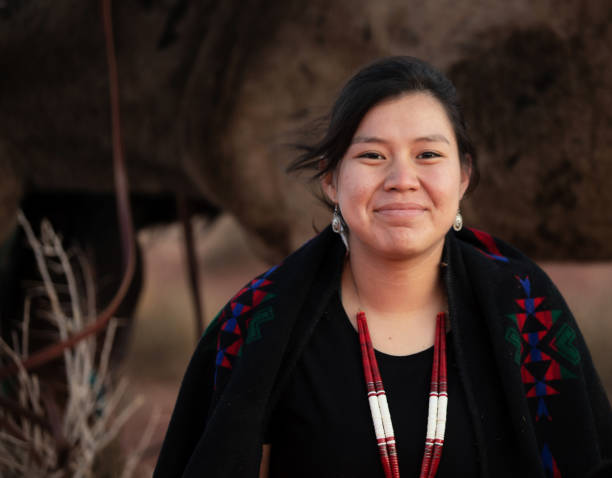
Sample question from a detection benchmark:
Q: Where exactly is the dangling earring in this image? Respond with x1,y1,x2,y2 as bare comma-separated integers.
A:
332,204,349,251
453,208,463,232
331,204,344,234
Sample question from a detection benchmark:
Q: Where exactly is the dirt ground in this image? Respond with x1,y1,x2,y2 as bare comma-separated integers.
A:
120,215,612,476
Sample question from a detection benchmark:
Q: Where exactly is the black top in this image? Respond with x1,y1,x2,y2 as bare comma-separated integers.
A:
266,291,479,477
154,227,612,478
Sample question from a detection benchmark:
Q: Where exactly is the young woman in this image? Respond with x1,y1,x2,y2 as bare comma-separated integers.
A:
154,57,612,478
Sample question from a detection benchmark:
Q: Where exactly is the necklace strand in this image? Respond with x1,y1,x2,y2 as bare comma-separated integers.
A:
357,311,448,478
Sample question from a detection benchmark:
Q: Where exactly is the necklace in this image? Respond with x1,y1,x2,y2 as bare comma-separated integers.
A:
357,310,448,478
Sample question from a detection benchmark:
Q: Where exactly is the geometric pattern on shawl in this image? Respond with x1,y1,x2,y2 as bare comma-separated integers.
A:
505,274,580,478
467,227,581,478
212,264,278,389
466,227,509,263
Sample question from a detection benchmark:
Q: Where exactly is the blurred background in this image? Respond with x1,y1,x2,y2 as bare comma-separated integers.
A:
1,0,611,476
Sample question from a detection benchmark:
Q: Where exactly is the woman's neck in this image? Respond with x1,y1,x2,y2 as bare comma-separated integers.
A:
341,242,446,323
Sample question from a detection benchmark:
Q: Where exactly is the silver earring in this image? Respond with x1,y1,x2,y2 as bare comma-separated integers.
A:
453,209,463,232
332,204,349,251
331,204,344,233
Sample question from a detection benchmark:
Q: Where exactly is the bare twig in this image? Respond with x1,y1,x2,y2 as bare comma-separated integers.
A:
74,246,97,321
92,319,118,399
1,214,145,476
22,295,31,358
17,211,74,380
0,396,51,433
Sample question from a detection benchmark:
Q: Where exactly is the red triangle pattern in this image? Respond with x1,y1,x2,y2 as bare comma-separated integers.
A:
224,338,244,356
221,355,232,368
521,331,547,343
535,310,554,330
251,278,272,289
521,365,536,383
524,350,552,363
216,272,275,375
545,359,562,381
231,301,252,316
526,382,559,398
235,278,273,299
515,297,545,312
515,313,528,331
252,289,268,308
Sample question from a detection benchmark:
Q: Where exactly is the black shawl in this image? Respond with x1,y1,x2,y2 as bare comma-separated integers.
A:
154,226,612,477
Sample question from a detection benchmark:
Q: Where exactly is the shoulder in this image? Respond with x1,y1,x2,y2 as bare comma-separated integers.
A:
452,226,588,376
451,227,573,334
451,232,612,471
451,226,557,291
207,226,344,390
449,227,582,367
204,225,340,341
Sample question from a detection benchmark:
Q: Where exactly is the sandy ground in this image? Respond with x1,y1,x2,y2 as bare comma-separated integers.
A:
120,215,612,475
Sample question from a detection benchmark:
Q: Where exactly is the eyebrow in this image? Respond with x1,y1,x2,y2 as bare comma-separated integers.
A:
350,136,388,145
414,134,450,145
351,134,450,145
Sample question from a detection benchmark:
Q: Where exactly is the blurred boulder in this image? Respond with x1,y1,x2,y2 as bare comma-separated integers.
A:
0,0,611,260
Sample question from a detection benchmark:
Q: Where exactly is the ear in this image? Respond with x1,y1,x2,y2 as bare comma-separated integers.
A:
459,154,472,199
320,170,338,204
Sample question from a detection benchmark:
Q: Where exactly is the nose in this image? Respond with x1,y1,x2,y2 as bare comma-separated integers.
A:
383,157,419,192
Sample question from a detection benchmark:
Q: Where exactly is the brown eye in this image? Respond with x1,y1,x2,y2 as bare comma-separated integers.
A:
359,152,385,160
417,151,441,160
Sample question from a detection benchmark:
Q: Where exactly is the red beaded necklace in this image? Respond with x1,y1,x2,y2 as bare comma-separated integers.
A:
357,310,448,478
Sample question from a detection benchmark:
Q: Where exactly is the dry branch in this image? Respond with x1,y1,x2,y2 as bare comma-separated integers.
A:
0,213,148,477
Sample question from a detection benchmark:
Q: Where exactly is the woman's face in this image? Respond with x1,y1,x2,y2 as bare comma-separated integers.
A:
322,92,470,261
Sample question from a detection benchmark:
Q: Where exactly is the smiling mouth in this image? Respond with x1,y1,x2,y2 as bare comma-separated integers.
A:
374,203,427,217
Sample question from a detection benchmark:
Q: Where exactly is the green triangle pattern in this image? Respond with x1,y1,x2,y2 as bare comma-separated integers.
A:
506,314,519,326
505,327,522,365
561,365,577,379
246,306,275,344
553,323,580,365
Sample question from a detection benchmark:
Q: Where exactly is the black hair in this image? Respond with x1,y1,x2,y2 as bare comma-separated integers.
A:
287,56,479,208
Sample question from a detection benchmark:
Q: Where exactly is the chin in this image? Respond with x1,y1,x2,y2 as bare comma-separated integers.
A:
374,232,445,261
379,246,430,261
